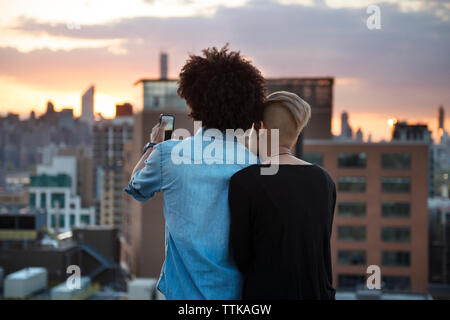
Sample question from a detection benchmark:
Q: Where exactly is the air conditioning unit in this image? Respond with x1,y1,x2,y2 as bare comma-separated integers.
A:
4,267,48,299
127,278,157,300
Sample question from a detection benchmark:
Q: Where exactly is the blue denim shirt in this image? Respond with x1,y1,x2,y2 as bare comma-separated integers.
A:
125,128,258,300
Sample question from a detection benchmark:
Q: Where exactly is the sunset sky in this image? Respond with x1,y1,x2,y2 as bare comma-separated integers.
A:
0,0,449,141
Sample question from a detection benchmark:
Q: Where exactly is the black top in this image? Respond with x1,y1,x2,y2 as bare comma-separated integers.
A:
228,164,336,300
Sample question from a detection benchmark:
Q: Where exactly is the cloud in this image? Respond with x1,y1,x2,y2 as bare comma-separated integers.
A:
343,0,449,21
8,1,448,83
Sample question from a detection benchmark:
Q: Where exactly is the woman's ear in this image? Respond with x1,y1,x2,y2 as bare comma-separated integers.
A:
254,121,265,131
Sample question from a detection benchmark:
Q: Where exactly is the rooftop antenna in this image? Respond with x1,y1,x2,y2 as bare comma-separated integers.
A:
160,52,168,80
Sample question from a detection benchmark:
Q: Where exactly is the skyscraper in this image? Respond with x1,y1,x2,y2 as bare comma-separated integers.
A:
81,86,94,127
58,108,74,130
160,52,168,80
93,105,133,228
135,79,187,111
438,105,445,130
355,128,363,142
340,111,353,140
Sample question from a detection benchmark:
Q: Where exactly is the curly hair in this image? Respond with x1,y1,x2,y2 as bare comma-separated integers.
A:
177,45,266,131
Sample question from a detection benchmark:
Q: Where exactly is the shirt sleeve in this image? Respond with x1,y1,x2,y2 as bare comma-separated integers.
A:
228,173,253,274
124,144,163,202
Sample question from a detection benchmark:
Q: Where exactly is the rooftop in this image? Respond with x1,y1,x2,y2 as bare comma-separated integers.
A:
305,139,429,146
134,78,178,85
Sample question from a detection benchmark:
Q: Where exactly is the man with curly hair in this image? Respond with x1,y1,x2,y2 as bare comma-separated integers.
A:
125,46,266,299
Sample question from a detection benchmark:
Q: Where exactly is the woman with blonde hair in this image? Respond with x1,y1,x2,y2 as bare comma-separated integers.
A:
229,91,336,300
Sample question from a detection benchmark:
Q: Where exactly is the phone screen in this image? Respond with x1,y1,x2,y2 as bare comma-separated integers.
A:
160,115,174,140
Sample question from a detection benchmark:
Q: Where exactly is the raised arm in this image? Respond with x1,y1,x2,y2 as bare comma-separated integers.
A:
131,119,167,177
125,119,167,202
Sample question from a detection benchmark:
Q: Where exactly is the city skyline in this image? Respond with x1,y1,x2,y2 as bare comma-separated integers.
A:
1,95,445,143
0,0,449,141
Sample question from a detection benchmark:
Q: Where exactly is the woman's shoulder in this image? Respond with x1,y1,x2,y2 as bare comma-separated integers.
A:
311,165,336,189
232,163,329,179
231,164,261,181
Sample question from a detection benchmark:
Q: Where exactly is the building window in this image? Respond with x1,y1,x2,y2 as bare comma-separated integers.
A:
382,276,411,291
80,215,90,225
303,152,323,166
381,226,410,242
338,274,365,289
382,202,410,218
338,177,366,192
153,97,160,108
338,250,366,265
50,214,65,228
337,226,366,241
29,193,36,208
338,202,366,217
338,152,367,168
59,215,65,228
382,251,410,267
382,153,411,169
70,214,76,227
381,177,410,193
51,193,65,208
40,193,47,209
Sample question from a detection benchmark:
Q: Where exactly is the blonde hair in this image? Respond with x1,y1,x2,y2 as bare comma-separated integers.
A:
263,91,311,147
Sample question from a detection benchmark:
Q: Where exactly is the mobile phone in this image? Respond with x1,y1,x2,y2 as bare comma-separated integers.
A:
160,114,175,141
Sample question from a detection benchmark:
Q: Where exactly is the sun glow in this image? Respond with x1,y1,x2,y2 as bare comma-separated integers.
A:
94,93,122,118
387,118,398,127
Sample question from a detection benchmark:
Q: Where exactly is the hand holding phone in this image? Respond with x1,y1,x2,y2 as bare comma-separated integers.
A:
160,114,175,141
149,114,175,144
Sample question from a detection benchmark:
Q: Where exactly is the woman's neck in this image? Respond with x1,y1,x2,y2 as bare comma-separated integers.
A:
263,145,312,165
277,146,292,155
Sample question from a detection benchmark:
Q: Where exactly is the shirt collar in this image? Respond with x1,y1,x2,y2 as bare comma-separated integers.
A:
195,127,235,141
194,127,259,164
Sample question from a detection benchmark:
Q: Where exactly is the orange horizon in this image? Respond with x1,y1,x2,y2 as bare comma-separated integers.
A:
0,102,444,143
